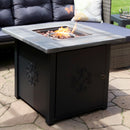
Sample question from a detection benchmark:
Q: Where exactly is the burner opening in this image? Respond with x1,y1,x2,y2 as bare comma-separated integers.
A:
33,26,89,40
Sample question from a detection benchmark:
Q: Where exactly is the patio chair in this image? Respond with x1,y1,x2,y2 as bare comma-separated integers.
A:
103,0,130,69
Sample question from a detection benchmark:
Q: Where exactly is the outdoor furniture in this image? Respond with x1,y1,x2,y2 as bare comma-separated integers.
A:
1,0,130,69
81,22,130,69
1,0,130,125
3,21,125,125
110,14,130,69
111,14,130,27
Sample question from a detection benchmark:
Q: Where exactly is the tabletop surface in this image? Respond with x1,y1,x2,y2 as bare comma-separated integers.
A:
111,14,130,22
2,21,125,54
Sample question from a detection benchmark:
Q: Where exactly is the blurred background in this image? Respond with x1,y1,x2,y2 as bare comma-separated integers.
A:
111,0,130,28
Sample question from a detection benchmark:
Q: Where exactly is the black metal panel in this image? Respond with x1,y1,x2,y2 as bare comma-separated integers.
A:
55,45,109,119
17,42,52,119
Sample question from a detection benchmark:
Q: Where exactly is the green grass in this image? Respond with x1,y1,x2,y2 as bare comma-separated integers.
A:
111,0,130,28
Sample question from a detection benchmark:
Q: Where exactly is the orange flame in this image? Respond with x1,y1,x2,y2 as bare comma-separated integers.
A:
65,6,73,14
52,22,78,39
53,27,72,39
71,22,77,33
52,5,79,39
52,5,78,39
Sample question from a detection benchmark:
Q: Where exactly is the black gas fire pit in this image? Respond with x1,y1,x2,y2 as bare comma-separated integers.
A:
2,21,125,125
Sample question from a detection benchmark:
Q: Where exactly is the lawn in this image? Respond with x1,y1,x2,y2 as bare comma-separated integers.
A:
111,0,130,28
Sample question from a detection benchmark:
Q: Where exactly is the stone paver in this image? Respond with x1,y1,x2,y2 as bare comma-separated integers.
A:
108,92,115,102
0,105,9,117
52,119,88,130
0,67,9,77
0,103,3,108
113,96,130,109
80,106,122,129
0,77,6,90
35,115,50,130
110,69,130,78
35,115,88,130
109,79,130,90
0,100,38,127
123,110,130,128
112,90,130,96
92,125,130,130
0,124,42,130
0,80,14,97
109,75,116,81
0,65,130,130
108,102,115,107
2,71,14,80
72,117,85,124
0,93,16,105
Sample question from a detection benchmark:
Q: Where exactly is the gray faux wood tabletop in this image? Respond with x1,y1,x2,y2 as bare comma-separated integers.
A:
2,21,125,53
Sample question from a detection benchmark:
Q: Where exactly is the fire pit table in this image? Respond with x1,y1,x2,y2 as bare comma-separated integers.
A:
3,21,125,125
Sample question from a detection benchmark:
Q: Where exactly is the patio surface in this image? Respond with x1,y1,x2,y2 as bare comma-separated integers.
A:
0,64,130,130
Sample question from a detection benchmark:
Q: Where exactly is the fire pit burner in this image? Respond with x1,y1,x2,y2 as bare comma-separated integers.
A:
33,26,88,40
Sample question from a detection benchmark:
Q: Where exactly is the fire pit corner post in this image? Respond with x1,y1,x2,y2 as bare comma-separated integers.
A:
15,39,20,99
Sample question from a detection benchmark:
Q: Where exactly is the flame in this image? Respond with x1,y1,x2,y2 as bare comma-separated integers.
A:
53,27,72,39
51,6,80,39
71,16,81,33
65,6,73,14
52,22,78,39
71,22,77,33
